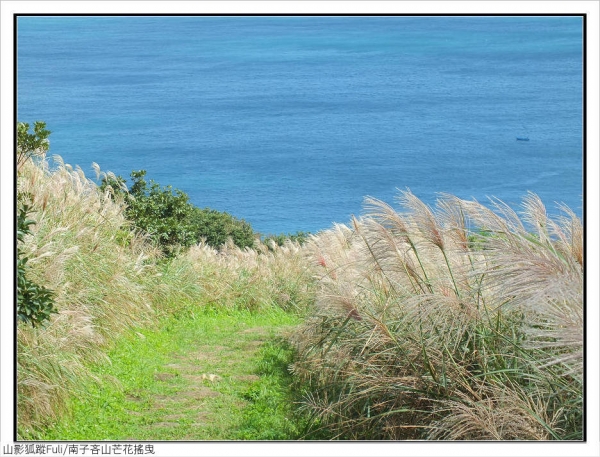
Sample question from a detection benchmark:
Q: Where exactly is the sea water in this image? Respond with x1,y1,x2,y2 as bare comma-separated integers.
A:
17,16,583,235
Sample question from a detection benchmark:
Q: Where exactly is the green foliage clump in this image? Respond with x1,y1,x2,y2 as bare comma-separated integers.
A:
103,170,197,256
189,207,255,250
17,121,51,171
101,170,255,256
17,196,56,327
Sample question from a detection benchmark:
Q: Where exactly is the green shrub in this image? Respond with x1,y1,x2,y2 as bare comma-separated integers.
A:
121,170,197,256
17,196,56,327
101,170,256,255
189,207,255,250
16,122,56,326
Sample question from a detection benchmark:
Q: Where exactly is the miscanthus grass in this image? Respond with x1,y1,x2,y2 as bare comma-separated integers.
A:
290,190,583,440
182,238,315,314
17,154,582,441
16,156,316,438
17,157,160,436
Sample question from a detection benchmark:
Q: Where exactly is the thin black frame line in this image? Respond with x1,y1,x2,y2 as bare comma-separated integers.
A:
581,11,587,444
13,11,18,444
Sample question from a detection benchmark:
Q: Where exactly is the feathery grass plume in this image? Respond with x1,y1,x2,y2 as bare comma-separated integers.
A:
290,191,583,440
183,236,316,313
554,203,583,267
428,382,560,440
17,153,318,437
461,193,583,378
17,157,163,436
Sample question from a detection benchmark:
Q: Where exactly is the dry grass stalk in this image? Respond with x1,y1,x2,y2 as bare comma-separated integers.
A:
17,155,318,437
291,190,583,440
183,236,316,312
17,157,163,434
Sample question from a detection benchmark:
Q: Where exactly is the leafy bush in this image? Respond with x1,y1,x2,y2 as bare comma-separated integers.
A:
17,196,56,327
101,170,256,255
189,207,255,250
115,170,197,256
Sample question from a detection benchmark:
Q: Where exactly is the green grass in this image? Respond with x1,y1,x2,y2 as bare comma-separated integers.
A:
16,155,317,436
36,305,305,441
234,338,310,440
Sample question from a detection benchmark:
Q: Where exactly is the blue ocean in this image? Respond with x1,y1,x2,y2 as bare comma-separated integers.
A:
17,16,583,235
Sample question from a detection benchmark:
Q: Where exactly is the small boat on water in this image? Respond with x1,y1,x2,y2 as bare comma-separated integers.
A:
517,125,530,141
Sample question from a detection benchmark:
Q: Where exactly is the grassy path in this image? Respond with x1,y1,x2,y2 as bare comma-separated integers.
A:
41,306,305,441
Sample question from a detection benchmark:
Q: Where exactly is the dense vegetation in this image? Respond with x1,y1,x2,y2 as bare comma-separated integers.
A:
16,122,584,441
100,170,256,256
99,169,311,256
17,196,56,326
17,122,56,327
291,193,583,440
261,231,311,249
17,121,50,172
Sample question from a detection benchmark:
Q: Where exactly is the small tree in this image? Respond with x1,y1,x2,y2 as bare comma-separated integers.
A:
110,170,197,256
16,122,56,326
17,121,51,172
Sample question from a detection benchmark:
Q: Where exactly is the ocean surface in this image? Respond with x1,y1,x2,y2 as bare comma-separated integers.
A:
17,16,584,235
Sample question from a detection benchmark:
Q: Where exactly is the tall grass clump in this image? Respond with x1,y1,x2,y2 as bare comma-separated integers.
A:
16,156,200,437
290,190,583,440
182,238,316,314
16,153,318,437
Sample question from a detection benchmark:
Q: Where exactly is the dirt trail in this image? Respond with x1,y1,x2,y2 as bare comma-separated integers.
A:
41,310,300,441
121,324,282,440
